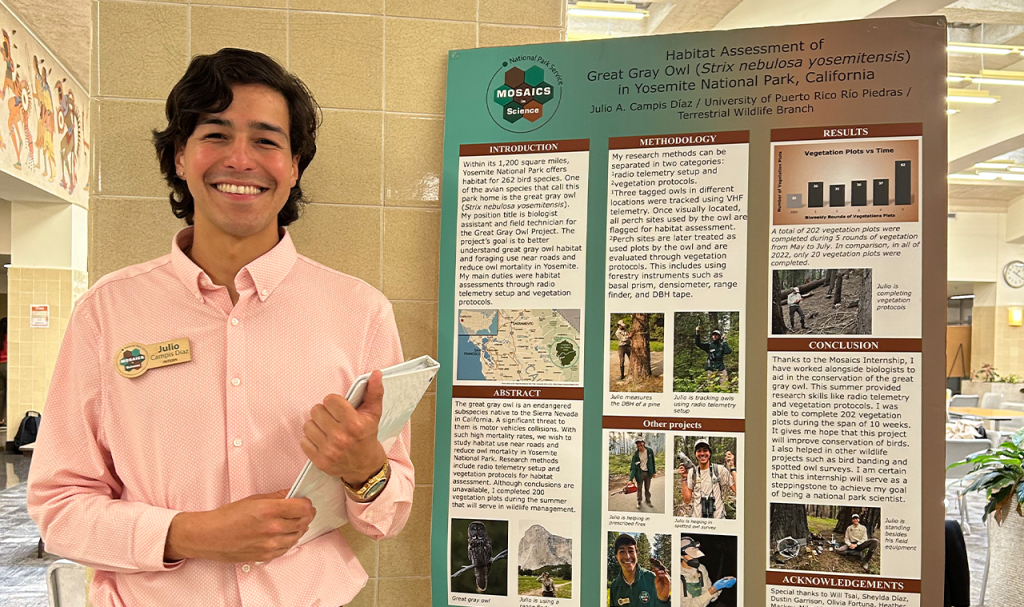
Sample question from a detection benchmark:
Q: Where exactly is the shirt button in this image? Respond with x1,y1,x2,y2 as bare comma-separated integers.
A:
241,564,251,573
233,438,243,447
231,318,239,326
261,289,269,297
231,378,241,387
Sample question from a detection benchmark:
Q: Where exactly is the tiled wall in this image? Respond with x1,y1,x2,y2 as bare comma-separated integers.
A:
90,2,565,605
6,268,87,442
971,305,1024,376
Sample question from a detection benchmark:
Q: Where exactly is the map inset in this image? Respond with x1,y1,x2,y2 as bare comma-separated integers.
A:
457,309,581,383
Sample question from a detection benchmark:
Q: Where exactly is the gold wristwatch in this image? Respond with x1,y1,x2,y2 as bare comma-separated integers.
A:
343,460,391,503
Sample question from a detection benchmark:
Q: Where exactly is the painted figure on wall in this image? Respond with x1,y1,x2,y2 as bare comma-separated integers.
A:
2,30,14,99
7,72,32,169
33,57,55,180
57,80,77,194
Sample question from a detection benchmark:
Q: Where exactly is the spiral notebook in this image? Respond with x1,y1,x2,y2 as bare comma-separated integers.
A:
286,355,440,546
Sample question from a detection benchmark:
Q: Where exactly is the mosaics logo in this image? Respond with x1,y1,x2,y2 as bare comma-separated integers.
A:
487,56,562,133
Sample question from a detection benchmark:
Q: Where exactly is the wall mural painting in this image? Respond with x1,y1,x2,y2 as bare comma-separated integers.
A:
0,13,89,206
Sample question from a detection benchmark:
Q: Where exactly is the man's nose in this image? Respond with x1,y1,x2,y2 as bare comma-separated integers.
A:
224,137,257,171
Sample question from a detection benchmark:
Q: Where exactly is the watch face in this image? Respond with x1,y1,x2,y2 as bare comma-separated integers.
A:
1005,261,1024,289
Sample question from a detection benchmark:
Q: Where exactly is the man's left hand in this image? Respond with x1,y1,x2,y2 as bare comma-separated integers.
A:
301,370,387,486
725,451,735,469
654,565,671,601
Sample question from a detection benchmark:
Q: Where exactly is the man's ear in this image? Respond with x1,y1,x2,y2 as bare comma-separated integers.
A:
175,146,185,179
291,154,300,188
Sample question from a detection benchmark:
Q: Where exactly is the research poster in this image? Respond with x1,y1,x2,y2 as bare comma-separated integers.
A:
433,17,946,607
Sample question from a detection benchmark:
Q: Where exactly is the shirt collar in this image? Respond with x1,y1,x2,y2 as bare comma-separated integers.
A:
170,226,298,303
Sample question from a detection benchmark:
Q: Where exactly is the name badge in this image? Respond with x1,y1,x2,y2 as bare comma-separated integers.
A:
115,338,192,378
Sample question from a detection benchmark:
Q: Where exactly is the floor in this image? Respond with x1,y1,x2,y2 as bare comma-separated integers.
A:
0,451,1005,606
1,451,58,607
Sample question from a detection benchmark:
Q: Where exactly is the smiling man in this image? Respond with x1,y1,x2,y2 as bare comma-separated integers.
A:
27,48,412,606
609,534,671,607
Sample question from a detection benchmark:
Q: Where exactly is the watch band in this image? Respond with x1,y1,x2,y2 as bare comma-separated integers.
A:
343,459,391,503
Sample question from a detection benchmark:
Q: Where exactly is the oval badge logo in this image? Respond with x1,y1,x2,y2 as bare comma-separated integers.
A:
487,56,562,133
115,343,149,379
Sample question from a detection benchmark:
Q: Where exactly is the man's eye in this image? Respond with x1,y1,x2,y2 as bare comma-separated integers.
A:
204,133,226,140
258,139,281,147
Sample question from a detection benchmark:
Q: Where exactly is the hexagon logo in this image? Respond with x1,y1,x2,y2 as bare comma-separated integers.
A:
487,58,561,133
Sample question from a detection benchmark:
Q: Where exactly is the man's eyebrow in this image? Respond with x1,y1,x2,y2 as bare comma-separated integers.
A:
250,121,287,137
195,118,287,137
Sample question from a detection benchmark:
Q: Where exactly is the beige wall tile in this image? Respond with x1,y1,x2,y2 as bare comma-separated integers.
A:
479,24,562,48
382,209,440,301
392,301,437,360
98,1,188,99
480,0,563,27
410,393,435,480
290,13,382,111
302,110,382,205
386,0,476,21
378,576,430,607
290,0,382,14
191,7,287,65
378,486,432,577
89,198,184,283
385,18,476,114
338,524,379,577
287,204,382,289
384,115,443,208
199,0,285,8
347,580,377,607
96,100,168,198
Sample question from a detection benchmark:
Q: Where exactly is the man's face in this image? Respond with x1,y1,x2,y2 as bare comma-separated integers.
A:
616,544,638,575
852,518,860,527
636,441,644,451
176,84,299,241
695,446,711,464
681,555,696,569
711,333,721,341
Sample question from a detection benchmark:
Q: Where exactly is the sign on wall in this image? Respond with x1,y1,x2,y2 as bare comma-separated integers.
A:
433,16,946,607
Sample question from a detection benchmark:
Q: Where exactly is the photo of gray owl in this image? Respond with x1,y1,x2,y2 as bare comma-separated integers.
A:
468,521,493,592
450,518,508,596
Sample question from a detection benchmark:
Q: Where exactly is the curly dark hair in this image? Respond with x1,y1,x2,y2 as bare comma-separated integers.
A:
153,48,321,226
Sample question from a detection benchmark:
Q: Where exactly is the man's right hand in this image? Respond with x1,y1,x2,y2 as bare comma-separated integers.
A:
164,490,316,563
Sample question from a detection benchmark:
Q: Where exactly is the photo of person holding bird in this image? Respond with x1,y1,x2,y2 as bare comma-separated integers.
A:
679,535,738,607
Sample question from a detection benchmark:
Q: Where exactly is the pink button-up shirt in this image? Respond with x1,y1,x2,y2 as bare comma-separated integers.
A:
28,227,413,607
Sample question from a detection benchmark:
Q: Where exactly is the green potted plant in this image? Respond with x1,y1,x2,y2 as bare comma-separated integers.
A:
949,428,1024,603
950,429,1024,524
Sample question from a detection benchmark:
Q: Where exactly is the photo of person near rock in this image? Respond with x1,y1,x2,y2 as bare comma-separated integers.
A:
771,269,873,335
517,523,573,598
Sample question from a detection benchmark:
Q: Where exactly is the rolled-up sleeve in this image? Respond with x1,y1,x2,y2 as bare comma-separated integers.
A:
27,308,182,573
345,299,415,539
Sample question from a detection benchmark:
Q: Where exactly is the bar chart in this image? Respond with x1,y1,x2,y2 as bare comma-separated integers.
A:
772,134,921,226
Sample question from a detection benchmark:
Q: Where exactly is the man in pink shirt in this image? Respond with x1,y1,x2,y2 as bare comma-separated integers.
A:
27,48,413,606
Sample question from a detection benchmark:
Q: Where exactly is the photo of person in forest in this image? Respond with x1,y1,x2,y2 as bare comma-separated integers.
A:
607,432,666,514
674,312,739,393
609,313,664,393
769,504,882,575
674,436,738,519
771,269,873,335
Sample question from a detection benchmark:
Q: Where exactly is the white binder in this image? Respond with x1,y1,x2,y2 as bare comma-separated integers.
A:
286,355,440,546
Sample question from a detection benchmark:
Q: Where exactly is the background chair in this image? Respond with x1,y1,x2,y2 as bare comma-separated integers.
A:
949,394,980,408
945,436,993,535
46,559,87,607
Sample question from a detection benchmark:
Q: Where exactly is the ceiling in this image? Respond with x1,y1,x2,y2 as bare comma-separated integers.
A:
4,0,90,90
568,0,1024,213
